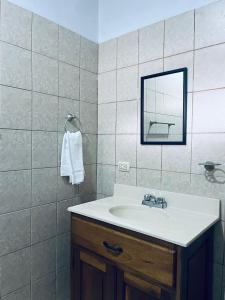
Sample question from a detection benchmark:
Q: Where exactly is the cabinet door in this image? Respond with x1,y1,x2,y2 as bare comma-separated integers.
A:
71,246,116,300
117,271,172,300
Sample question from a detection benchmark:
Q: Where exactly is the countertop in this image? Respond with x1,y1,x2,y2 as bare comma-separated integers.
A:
68,184,220,247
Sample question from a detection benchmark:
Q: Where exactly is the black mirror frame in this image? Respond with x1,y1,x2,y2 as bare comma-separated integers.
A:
140,67,188,145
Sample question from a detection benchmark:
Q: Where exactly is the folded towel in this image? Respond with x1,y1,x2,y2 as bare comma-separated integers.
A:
60,131,84,185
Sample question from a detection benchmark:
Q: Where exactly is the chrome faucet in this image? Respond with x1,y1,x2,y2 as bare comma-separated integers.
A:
142,194,167,209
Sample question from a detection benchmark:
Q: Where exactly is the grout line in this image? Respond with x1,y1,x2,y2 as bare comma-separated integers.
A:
3,80,225,101
0,165,220,177
1,284,31,299
0,235,60,259
162,19,165,72
190,10,196,180
0,128,100,135
56,22,60,280
0,38,98,75
78,34,82,196
2,15,225,65
30,12,34,297
136,30,140,186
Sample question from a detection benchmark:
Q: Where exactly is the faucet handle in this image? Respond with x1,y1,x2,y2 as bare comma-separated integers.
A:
144,194,154,201
157,197,165,203
144,194,150,201
157,197,167,208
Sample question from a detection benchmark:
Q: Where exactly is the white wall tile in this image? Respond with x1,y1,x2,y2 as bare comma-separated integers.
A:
191,133,225,174
32,14,58,59
98,71,116,103
0,248,31,296
161,171,191,194
117,65,138,101
0,0,32,49
99,39,117,73
137,143,161,170
195,0,225,49
0,170,31,215
162,135,191,173
139,21,164,63
97,164,115,196
98,135,115,165
80,37,98,73
59,62,79,100
193,89,225,133
80,69,97,103
80,102,97,134
117,31,138,68
98,103,116,134
116,100,138,134
32,132,57,168
32,92,58,131
80,164,97,195
164,11,194,56
59,26,80,66
0,86,31,130
0,129,31,171
137,168,161,189
82,134,97,165
116,135,137,167
0,42,31,90
190,174,225,204
116,168,137,186
194,44,225,91
32,53,58,95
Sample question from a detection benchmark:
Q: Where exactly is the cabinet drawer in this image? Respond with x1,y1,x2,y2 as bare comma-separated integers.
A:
72,216,176,287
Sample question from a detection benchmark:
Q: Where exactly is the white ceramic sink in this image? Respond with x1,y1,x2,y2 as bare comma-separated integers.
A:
68,184,220,247
109,205,169,222
109,205,179,231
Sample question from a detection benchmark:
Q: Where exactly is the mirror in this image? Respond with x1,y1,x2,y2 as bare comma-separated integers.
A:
140,68,187,145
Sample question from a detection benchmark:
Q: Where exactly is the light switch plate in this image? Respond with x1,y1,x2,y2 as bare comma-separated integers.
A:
118,162,130,172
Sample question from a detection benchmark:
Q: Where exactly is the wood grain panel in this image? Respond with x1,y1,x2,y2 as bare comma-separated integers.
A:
81,263,104,300
80,251,106,272
124,272,161,299
72,216,176,287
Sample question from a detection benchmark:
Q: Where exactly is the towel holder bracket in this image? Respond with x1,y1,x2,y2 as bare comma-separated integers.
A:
67,113,75,122
64,113,86,136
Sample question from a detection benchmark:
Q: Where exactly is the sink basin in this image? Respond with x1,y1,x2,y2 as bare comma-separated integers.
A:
109,205,170,225
68,184,220,246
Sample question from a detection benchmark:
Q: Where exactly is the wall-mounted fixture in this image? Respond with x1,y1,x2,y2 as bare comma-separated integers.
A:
64,113,86,137
140,68,188,145
199,161,221,172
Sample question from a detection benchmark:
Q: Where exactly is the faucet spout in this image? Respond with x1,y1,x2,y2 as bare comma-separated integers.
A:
142,194,167,209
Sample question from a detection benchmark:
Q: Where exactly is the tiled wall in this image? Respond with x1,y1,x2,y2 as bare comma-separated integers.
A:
98,1,225,299
0,0,98,299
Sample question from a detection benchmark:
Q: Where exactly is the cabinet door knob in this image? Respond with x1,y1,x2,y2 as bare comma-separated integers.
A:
102,241,123,256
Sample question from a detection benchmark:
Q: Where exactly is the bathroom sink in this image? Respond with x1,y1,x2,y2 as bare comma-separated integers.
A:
68,184,220,247
109,205,170,225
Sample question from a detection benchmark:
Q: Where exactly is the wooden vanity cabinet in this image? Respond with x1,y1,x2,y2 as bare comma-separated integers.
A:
71,214,214,300
71,247,116,300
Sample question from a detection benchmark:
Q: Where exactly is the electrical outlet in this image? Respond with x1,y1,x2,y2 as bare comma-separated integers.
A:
118,162,130,172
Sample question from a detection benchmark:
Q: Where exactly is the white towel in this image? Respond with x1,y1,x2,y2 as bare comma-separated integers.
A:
60,131,84,184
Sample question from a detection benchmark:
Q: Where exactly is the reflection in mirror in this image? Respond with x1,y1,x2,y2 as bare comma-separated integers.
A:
141,68,187,145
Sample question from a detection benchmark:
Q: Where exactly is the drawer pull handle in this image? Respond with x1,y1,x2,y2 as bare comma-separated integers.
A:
102,241,123,256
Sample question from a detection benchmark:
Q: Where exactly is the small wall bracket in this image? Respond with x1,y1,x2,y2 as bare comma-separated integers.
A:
199,161,221,172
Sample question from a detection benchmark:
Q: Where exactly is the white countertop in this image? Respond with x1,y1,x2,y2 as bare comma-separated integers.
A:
68,184,220,247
